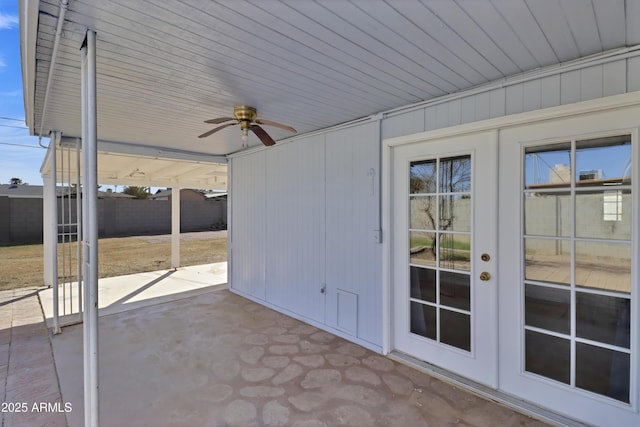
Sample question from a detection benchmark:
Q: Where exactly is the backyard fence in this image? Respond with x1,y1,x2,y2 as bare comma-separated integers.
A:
0,196,227,244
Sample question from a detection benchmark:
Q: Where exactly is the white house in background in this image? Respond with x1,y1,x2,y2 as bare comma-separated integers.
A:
20,1,640,425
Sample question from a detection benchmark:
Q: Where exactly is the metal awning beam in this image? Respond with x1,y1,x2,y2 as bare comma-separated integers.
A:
59,136,227,164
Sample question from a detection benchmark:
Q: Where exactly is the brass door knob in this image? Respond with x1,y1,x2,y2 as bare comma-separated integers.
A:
480,272,491,281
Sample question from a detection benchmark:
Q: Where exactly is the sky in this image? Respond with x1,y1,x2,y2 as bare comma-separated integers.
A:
0,0,47,185
525,140,632,187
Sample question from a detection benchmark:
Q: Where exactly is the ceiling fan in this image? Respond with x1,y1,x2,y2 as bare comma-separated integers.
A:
199,105,297,146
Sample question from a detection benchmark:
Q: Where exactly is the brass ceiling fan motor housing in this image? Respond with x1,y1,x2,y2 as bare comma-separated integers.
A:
234,105,257,130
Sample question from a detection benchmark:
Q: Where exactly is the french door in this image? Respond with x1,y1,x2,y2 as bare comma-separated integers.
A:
498,120,637,426
389,105,639,426
391,131,498,387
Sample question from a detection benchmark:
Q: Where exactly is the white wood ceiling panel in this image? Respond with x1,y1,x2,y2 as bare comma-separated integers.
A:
165,0,418,109
51,151,228,190
230,2,424,105
455,0,538,72
489,0,560,66
274,0,436,99
524,0,581,60
27,0,640,158
387,0,501,83
114,158,143,178
414,1,506,80
365,2,471,91
301,0,452,94
627,0,640,45
377,1,486,85
80,0,387,126
560,0,603,55
425,0,519,77
150,162,204,179
592,0,627,50
169,0,420,112
330,0,467,91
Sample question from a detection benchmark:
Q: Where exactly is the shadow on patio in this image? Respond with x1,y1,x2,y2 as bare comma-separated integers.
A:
6,264,551,426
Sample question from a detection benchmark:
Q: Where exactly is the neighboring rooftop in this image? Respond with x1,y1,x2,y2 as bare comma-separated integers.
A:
149,189,227,201
0,184,136,199
0,184,44,198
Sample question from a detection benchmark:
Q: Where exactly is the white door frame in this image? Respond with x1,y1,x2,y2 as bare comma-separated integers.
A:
381,92,640,426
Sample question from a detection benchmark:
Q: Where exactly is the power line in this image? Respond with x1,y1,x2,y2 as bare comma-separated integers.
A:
0,141,46,149
531,152,570,183
0,116,24,122
0,123,29,130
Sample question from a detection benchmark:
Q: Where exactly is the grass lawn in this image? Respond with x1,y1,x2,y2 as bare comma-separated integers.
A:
410,235,471,251
0,235,227,291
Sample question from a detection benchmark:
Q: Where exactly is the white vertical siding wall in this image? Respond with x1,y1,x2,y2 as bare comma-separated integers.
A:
265,135,326,323
231,53,640,352
325,122,382,345
230,151,267,299
230,123,383,349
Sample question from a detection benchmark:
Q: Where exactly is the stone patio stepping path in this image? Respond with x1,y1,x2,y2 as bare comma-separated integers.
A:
50,288,551,427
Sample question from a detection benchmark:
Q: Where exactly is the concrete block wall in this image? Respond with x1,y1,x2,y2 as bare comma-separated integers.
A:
105,199,171,236
0,197,10,242
525,192,631,240
0,197,226,244
525,192,631,259
7,198,44,243
181,200,226,231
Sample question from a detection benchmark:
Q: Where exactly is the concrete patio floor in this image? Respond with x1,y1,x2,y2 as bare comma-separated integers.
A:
0,287,67,427
2,264,553,426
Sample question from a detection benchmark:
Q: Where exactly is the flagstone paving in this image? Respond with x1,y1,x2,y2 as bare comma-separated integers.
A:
1,283,554,426
50,287,550,427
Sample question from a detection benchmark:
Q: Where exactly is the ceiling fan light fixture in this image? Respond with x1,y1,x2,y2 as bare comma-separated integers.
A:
241,128,249,146
199,105,296,147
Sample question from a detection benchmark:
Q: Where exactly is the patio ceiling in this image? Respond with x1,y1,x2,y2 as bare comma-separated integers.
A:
22,0,640,157
43,137,228,189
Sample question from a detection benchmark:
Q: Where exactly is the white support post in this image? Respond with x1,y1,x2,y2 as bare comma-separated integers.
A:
43,135,60,334
81,29,99,427
42,173,53,287
76,137,83,321
43,166,55,289
80,40,90,427
171,187,181,269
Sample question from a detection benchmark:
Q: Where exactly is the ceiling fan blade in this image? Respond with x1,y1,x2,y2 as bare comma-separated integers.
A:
254,119,297,134
198,122,237,138
250,124,276,146
204,117,236,124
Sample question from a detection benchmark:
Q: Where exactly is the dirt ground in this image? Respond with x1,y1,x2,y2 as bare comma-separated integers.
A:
0,231,227,291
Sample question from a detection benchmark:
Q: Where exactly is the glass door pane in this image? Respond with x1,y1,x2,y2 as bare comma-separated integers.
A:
409,155,472,352
522,135,632,404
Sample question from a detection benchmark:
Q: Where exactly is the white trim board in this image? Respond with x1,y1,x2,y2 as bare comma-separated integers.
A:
384,91,640,148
